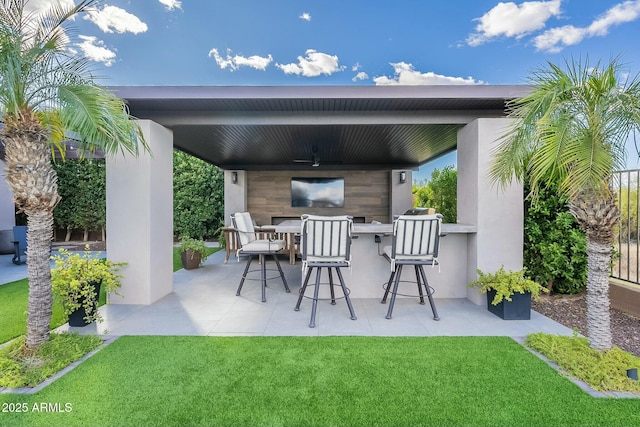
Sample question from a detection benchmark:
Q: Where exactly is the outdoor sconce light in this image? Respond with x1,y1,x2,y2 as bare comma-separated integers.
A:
399,171,407,184
231,171,238,184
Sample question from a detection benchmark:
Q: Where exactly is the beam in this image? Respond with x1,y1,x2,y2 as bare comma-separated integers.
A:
132,110,505,126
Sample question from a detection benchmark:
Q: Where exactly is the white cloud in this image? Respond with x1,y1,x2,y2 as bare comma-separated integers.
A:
467,0,561,46
352,62,361,72
299,12,311,21
534,0,640,52
24,0,76,15
373,62,482,85
76,35,116,67
276,49,345,77
84,5,148,34
208,48,273,71
159,0,182,10
352,72,369,82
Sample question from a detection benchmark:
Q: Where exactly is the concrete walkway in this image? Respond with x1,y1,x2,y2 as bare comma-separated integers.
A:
45,249,574,338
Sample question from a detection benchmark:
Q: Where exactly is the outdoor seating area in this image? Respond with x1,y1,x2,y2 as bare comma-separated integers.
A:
29,248,575,337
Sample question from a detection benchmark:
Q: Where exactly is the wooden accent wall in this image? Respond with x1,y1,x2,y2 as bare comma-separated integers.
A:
247,170,390,225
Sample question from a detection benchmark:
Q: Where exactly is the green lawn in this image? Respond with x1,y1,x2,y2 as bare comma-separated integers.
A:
0,279,105,345
0,336,638,427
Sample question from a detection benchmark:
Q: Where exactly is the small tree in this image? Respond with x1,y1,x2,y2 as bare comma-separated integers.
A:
0,0,145,349
490,57,640,351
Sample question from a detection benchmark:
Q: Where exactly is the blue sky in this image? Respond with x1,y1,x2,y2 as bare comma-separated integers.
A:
35,0,640,178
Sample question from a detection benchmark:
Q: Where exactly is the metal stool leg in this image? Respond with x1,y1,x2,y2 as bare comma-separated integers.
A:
272,254,290,293
295,267,313,311
381,270,395,304
309,267,322,328
328,268,336,305
415,265,426,305
335,267,357,320
386,265,403,319
236,255,254,296
418,265,440,321
260,255,267,302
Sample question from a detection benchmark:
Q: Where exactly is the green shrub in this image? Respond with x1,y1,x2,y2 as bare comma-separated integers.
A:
173,150,224,239
467,266,548,305
53,158,106,240
413,166,457,223
527,332,640,393
178,237,210,264
0,333,103,388
524,182,587,294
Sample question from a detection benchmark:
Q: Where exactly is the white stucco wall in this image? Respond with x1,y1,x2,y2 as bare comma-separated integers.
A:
458,118,523,305
390,169,413,218
106,120,173,305
223,170,247,226
0,160,15,230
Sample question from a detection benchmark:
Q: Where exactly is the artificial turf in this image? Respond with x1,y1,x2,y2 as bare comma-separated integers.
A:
0,336,638,427
0,279,103,345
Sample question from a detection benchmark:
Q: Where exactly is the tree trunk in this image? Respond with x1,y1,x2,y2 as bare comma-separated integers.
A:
584,236,613,351
65,226,72,242
570,188,619,351
25,211,55,348
1,110,61,349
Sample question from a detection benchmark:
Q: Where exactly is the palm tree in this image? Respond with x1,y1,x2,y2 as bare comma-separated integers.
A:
490,57,640,351
0,0,145,349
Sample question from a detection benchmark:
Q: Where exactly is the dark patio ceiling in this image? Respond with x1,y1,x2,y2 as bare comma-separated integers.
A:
110,85,530,170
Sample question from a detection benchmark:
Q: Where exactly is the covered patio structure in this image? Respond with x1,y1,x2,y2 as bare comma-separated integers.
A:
105,85,528,307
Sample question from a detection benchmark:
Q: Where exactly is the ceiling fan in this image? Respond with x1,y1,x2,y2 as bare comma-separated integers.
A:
293,145,321,167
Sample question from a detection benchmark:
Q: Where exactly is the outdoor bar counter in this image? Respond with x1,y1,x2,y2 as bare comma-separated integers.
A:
275,220,477,299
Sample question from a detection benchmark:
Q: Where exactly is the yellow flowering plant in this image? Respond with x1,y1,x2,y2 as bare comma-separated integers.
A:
51,245,126,323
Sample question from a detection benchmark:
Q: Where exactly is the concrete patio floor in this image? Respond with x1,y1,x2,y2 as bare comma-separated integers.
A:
47,249,574,338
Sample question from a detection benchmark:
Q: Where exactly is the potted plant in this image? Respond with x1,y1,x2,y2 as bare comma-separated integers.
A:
467,266,549,320
179,237,209,270
51,246,126,327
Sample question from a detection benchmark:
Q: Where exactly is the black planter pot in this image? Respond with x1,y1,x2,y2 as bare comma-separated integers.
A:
68,281,101,327
486,289,531,320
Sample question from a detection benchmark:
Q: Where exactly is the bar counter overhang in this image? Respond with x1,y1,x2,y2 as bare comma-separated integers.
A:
275,221,477,299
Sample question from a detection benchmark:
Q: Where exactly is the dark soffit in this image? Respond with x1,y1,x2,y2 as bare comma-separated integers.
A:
110,85,529,170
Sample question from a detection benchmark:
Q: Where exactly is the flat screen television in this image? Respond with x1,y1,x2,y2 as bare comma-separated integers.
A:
291,177,344,208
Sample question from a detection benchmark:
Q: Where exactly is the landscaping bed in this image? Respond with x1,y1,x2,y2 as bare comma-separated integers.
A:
533,291,640,356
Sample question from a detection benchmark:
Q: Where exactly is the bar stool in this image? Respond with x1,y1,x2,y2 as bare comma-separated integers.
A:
381,214,443,320
231,212,290,302
295,215,357,328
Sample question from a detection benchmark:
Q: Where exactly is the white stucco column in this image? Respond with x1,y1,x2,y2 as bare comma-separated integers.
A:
390,169,413,219
0,160,15,230
106,120,173,305
457,118,523,305
223,170,247,226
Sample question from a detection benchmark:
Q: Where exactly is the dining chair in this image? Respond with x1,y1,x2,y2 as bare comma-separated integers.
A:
231,212,290,302
295,214,357,328
381,214,443,320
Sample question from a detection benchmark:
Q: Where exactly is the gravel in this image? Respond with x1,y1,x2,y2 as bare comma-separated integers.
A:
532,292,640,357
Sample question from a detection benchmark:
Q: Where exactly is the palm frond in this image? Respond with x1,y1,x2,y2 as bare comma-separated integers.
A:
490,56,640,202
58,84,145,156
0,0,146,156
